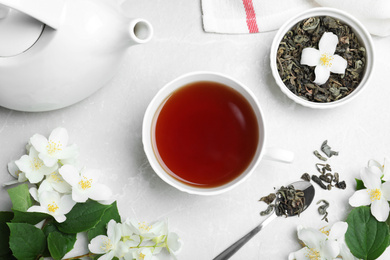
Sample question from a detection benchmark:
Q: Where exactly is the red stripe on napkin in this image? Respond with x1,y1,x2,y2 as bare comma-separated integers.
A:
242,0,259,33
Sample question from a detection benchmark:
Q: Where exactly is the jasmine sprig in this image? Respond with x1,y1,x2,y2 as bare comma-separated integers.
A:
1,127,182,260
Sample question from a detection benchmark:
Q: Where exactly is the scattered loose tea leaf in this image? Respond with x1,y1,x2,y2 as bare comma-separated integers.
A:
317,200,330,222
259,193,276,205
321,140,339,158
260,205,275,216
315,163,332,174
335,180,347,189
333,172,340,183
301,173,311,182
319,173,333,184
312,175,327,190
313,150,327,161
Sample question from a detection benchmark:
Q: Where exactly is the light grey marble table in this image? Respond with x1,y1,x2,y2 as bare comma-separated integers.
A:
1,1,390,259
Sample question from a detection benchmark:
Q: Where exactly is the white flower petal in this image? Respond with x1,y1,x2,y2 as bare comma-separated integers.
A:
25,169,45,184
7,161,20,178
29,187,39,201
17,172,28,182
81,168,101,181
371,198,390,222
167,232,182,255
2,179,20,186
115,241,129,258
27,205,47,214
339,241,357,260
99,251,115,260
361,167,381,189
301,48,321,66
59,194,76,215
30,134,49,153
329,222,348,240
349,189,372,207
382,158,390,181
49,127,69,147
367,165,384,178
72,189,89,203
39,180,55,194
14,155,31,174
381,181,390,199
368,159,382,170
51,182,72,194
89,235,110,254
289,247,311,260
329,54,347,74
298,227,326,249
57,144,79,160
314,65,330,85
319,32,338,55
54,214,66,223
107,220,121,243
323,240,341,259
59,165,81,187
87,183,112,201
39,153,59,167
39,191,61,207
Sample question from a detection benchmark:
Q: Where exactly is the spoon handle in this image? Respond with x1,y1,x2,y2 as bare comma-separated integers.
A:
213,213,278,260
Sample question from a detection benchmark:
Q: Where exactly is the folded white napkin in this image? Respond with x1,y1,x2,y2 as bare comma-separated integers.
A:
201,0,316,34
201,0,390,36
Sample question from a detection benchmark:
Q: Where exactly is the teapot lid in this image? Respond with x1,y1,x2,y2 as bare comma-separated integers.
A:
0,5,44,57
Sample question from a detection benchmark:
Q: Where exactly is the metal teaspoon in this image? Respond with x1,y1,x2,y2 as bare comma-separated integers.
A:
213,181,315,260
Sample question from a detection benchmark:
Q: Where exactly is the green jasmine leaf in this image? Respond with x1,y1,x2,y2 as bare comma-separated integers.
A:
43,222,77,260
11,209,50,224
56,200,112,234
355,178,365,190
346,206,390,260
47,231,77,260
7,223,46,260
0,212,14,258
7,184,32,212
88,201,120,241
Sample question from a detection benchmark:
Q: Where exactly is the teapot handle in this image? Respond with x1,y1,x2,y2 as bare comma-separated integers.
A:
0,0,64,29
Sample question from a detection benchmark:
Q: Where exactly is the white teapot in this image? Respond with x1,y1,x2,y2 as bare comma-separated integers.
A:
0,0,153,112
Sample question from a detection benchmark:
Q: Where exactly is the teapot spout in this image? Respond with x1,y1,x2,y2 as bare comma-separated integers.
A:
128,18,153,45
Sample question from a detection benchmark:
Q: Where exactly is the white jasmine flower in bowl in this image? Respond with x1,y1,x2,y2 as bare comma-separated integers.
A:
59,164,112,203
349,166,390,222
28,191,76,223
30,127,79,167
301,32,347,85
15,147,58,184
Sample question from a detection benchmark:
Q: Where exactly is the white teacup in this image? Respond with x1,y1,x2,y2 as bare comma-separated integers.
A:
142,71,294,195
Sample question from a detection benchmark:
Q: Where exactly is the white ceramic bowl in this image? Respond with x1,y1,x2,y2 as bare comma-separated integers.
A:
270,7,374,109
142,71,294,195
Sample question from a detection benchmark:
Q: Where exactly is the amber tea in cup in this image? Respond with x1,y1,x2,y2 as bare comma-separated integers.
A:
143,71,293,195
152,81,259,188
